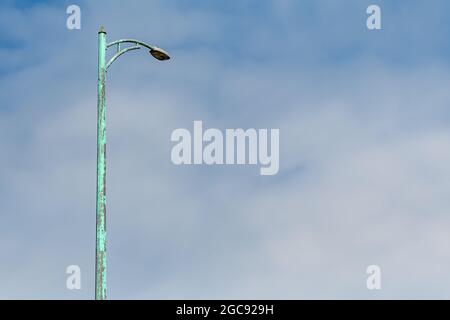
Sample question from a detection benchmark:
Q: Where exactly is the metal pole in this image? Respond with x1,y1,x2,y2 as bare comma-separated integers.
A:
95,26,107,300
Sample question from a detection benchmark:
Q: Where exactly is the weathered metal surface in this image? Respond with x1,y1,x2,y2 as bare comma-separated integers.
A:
94,26,170,300
95,26,107,300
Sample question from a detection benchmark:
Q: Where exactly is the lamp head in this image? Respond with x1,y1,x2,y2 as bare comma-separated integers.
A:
150,47,170,61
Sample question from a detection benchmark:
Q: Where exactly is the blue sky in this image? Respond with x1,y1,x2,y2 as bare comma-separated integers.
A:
1,0,450,299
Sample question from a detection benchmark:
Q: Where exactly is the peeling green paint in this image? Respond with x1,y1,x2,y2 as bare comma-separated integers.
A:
94,26,170,300
95,26,107,300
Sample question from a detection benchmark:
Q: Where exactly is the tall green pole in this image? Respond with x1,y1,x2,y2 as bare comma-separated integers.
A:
94,25,170,300
96,26,107,300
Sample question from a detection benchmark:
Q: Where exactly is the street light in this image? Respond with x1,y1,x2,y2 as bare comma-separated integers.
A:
95,26,170,300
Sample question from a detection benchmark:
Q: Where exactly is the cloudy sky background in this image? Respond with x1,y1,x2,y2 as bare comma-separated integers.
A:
1,0,450,299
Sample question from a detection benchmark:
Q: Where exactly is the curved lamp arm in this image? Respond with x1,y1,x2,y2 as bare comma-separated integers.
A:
106,39,170,70
106,45,140,70
107,39,156,50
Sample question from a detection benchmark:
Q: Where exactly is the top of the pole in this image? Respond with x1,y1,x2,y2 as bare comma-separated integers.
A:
98,26,107,34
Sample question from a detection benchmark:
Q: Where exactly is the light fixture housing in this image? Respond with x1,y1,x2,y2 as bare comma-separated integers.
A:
150,47,170,61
